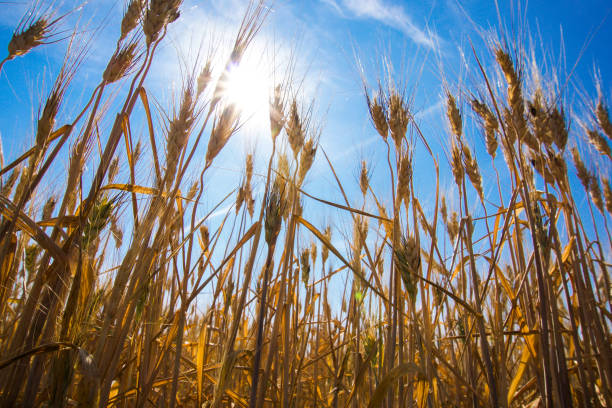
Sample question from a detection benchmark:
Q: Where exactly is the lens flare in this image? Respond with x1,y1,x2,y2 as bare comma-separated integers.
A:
221,57,272,134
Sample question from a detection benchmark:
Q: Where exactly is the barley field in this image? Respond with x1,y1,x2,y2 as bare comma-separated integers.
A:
0,0,610,407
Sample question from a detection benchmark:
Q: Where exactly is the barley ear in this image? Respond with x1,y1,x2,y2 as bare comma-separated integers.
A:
264,178,285,245
388,90,408,149
596,100,612,140
7,18,49,60
120,0,144,41
447,93,462,138
394,235,420,300
143,0,182,46
587,129,612,159
321,225,331,264
270,84,285,141
450,143,464,187
164,85,196,189
549,107,568,150
286,100,305,158
471,99,498,158
103,42,138,84
298,138,317,186
1,168,20,197
448,211,459,242
367,89,388,140
397,154,412,206
300,249,310,286
462,144,483,199
571,147,591,191
42,196,57,220
602,178,612,214
205,104,238,167
359,160,370,197
589,175,605,213
440,195,448,224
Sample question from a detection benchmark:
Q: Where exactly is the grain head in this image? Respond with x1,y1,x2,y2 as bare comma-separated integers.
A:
394,234,419,300
7,18,49,60
471,98,498,158
359,160,370,197
286,100,305,158
270,84,285,141
367,90,388,140
388,90,408,149
446,93,462,138
120,0,144,41
586,128,612,159
596,99,612,140
103,42,139,84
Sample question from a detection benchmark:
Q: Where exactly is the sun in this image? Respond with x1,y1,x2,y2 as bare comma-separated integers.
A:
221,55,273,135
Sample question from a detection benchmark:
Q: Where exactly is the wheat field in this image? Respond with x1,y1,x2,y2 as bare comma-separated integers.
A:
0,1,610,407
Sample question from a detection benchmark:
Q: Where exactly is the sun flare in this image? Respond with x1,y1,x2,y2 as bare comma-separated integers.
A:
221,56,272,135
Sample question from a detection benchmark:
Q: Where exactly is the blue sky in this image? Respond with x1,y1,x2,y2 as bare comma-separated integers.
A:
0,0,611,274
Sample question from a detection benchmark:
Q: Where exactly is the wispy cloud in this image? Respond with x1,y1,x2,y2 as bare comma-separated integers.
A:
414,99,443,120
322,0,437,49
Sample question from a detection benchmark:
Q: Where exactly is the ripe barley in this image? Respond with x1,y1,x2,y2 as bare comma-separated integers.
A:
235,186,244,214
197,61,213,97
397,154,412,205
497,49,534,151
205,104,238,166
529,151,554,185
264,178,285,245
165,86,195,188
549,152,568,188
310,240,317,266
120,0,144,41
388,91,408,149
496,49,522,114
440,195,448,224
359,160,369,197
394,234,420,300
549,106,568,150
36,70,69,149
7,18,49,60
367,91,388,140
447,93,462,138
471,99,498,158
286,100,305,158
41,196,57,220
103,42,138,84
108,157,119,182
300,249,310,286
270,85,285,141
1,168,20,197
321,225,331,264
450,143,464,187
448,211,459,242
589,175,605,213
571,147,591,190
603,178,612,214
596,100,612,140
298,138,317,186
110,215,124,249
143,0,181,46
587,129,612,159
529,91,554,147
277,152,290,180
462,144,483,199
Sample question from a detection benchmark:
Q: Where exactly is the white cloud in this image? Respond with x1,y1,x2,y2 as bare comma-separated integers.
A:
320,0,345,16
325,0,437,49
414,99,443,119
